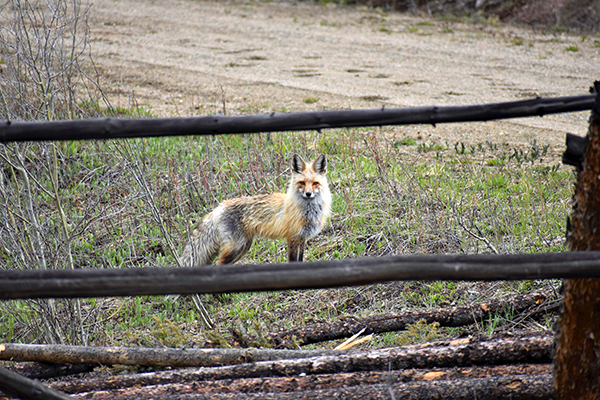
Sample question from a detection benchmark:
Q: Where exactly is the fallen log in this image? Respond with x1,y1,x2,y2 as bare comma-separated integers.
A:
49,333,552,394
268,292,547,348
67,374,552,400
52,364,549,395
158,333,552,380
0,292,548,369
0,344,337,368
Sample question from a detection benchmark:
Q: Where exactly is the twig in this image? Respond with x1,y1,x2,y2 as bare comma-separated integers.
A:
11,144,66,344
458,219,499,254
49,144,86,345
493,298,561,334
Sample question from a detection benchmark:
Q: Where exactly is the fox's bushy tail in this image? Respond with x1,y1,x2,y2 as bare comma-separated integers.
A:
180,216,221,267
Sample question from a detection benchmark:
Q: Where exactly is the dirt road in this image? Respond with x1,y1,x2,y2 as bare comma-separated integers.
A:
86,0,599,150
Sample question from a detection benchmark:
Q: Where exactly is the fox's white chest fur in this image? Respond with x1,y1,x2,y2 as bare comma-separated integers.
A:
290,185,331,239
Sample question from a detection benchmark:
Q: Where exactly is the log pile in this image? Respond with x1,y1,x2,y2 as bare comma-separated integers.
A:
61,366,552,399
39,334,553,399
0,293,555,399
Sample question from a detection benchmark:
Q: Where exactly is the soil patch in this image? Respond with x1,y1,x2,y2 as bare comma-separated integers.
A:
87,0,599,154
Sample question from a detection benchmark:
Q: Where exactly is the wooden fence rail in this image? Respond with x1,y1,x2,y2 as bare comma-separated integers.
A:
0,94,595,142
1,251,600,299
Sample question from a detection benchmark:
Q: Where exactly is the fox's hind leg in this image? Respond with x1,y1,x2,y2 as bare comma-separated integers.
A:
288,238,306,262
217,237,253,265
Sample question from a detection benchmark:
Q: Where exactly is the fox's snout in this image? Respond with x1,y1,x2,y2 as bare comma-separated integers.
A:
302,190,315,199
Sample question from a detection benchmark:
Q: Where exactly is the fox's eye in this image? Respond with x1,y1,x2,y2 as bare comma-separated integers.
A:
313,182,319,187
298,181,305,186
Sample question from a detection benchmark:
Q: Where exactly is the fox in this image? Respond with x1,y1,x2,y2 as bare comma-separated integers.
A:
181,154,331,266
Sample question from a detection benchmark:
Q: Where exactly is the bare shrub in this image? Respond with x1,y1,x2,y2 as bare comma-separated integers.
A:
0,0,109,121
0,0,110,345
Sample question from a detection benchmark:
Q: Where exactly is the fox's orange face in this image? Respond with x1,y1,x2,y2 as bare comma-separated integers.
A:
291,154,328,200
296,177,322,199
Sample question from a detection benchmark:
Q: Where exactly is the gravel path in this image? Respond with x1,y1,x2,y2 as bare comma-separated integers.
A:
87,0,599,151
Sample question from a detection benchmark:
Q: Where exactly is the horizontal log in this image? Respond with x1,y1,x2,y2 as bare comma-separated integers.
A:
1,252,600,299
1,334,552,378
51,364,550,395
0,94,595,142
177,333,552,379
0,344,338,368
66,375,552,400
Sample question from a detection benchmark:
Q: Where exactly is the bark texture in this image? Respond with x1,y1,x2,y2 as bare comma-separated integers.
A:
64,374,553,400
555,81,600,400
51,364,550,395
0,344,337,368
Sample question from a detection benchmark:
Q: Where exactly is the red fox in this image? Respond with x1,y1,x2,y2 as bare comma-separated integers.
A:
181,154,331,266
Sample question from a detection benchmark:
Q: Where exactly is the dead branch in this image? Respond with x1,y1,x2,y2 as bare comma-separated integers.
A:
0,94,595,143
185,333,552,380
268,293,547,348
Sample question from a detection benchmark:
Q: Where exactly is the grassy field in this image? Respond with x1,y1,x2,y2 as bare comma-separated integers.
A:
0,0,571,352
0,129,567,349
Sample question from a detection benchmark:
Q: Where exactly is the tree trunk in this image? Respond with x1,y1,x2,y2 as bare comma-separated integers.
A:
555,81,600,399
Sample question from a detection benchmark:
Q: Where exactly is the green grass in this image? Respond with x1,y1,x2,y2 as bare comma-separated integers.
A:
303,96,320,104
0,129,568,347
510,37,525,46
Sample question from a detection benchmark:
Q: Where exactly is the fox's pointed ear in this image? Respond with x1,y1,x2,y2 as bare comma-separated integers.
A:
313,154,327,174
291,154,306,174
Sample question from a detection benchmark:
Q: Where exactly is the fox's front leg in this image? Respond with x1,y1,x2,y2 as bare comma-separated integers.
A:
288,238,306,262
